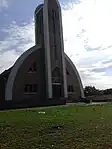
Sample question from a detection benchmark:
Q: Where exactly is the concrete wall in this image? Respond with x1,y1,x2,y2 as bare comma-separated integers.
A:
5,46,46,103
4,50,84,104
13,50,40,101
65,55,85,102
87,94,112,102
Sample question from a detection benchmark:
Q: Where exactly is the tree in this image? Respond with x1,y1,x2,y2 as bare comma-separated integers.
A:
84,86,97,96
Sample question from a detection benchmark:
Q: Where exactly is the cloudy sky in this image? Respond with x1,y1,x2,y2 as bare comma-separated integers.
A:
0,0,112,89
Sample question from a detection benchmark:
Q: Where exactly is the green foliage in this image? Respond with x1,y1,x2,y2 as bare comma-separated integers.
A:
84,86,112,96
0,105,112,149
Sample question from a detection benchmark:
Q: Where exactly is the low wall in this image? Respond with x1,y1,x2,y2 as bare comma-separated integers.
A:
86,94,112,102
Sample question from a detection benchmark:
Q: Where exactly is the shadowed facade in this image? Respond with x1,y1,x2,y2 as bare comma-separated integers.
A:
0,0,85,110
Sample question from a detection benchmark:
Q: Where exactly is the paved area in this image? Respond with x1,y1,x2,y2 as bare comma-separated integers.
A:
0,102,112,112
67,102,112,106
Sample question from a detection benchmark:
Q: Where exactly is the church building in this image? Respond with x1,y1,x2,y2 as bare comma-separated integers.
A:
0,0,85,110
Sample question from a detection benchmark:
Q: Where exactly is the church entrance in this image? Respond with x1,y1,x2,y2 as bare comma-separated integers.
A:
52,67,61,99
52,83,61,98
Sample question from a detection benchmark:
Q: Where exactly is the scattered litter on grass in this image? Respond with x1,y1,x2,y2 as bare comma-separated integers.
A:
100,117,104,120
52,125,64,129
40,125,64,135
38,111,45,114
92,107,96,111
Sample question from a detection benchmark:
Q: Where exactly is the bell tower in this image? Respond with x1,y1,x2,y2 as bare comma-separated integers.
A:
43,0,68,100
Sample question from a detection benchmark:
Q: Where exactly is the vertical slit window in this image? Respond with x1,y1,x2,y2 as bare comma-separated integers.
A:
52,10,57,60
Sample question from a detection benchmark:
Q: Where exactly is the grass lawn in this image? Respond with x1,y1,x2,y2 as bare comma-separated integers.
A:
0,104,112,149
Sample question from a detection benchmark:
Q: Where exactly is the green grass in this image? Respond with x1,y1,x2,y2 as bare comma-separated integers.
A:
1,104,112,149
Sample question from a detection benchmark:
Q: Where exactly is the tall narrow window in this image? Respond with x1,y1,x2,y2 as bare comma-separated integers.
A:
24,85,31,93
36,14,40,41
52,10,57,60
52,10,56,33
66,69,70,75
52,67,61,84
39,13,42,34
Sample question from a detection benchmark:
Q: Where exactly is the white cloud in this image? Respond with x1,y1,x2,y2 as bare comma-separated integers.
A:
0,50,19,72
62,0,112,89
1,0,112,89
0,0,9,9
0,21,35,72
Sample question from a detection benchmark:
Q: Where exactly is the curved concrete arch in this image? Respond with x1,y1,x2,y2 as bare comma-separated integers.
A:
5,45,41,101
35,4,43,16
64,53,85,98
